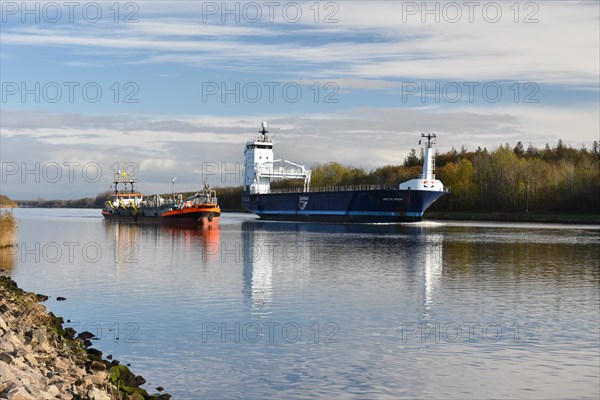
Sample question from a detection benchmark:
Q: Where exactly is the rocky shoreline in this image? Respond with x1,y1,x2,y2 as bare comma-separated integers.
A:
0,273,170,399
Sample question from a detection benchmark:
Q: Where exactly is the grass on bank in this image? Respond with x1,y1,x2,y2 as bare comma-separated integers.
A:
0,210,17,247
0,194,18,208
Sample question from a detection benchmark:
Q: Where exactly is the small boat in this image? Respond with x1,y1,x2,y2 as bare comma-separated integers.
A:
101,172,220,226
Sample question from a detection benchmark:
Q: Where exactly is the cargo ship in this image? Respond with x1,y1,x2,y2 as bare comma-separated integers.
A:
101,171,220,225
242,122,449,223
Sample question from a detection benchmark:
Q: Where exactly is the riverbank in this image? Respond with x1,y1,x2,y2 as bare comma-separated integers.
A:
0,195,18,209
426,211,600,225
0,211,17,249
0,273,170,399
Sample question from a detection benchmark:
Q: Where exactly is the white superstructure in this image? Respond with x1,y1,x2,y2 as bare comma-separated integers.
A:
244,122,311,194
399,133,445,192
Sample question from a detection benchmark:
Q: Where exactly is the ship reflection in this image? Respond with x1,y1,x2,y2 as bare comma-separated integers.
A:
109,221,143,268
103,222,221,270
242,222,274,319
242,220,444,320
422,232,443,319
160,224,221,264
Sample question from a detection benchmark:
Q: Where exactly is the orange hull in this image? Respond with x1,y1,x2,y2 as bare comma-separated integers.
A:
161,205,220,218
161,205,220,225
198,216,220,225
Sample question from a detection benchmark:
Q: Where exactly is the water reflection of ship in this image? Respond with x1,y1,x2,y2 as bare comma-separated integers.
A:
161,224,221,264
422,231,443,319
242,222,274,317
110,222,143,268
104,222,221,269
241,220,444,320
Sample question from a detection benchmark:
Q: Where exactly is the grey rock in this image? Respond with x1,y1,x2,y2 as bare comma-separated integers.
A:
135,375,146,385
47,385,60,397
36,294,49,302
24,353,38,367
77,331,95,340
13,356,28,369
7,385,37,400
0,352,13,364
0,360,16,383
31,328,47,345
87,387,111,400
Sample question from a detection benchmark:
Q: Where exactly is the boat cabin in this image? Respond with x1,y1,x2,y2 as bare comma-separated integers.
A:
108,193,144,209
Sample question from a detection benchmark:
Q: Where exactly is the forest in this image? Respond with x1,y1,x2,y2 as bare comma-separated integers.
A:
15,140,600,214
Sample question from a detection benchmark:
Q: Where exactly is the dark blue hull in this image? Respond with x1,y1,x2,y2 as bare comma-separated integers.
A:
242,189,445,223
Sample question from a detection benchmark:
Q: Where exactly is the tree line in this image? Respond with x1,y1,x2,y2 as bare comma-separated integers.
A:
17,192,112,209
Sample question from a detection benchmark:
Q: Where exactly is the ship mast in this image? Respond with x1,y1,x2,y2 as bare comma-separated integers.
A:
112,165,137,194
399,133,444,192
259,121,269,141
420,133,436,181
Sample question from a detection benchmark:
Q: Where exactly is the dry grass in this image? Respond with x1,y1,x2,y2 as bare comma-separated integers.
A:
0,209,17,247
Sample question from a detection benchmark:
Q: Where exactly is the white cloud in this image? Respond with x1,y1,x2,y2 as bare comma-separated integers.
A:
1,1,598,84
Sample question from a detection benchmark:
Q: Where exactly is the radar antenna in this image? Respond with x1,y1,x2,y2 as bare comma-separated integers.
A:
420,133,437,148
259,121,268,141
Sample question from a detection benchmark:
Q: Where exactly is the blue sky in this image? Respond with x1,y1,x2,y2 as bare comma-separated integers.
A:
1,0,599,199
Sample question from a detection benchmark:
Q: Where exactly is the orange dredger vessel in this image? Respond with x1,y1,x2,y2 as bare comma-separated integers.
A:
101,171,220,226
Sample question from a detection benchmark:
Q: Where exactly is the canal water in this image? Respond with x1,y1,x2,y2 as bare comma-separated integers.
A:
2,208,599,399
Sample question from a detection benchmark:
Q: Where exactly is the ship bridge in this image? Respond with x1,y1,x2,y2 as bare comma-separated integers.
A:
244,122,311,194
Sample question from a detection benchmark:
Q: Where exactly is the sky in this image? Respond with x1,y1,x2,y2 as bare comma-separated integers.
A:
1,0,599,200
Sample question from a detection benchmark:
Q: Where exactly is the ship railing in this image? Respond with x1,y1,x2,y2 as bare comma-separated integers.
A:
269,188,305,194
198,198,218,205
311,184,385,192
418,173,436,180
270,184,392,194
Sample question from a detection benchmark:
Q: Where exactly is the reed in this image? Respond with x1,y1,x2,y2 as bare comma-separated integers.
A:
0,209,17,248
